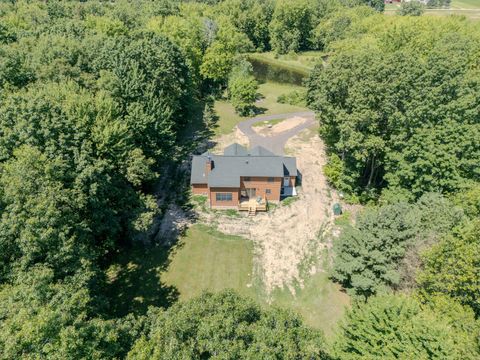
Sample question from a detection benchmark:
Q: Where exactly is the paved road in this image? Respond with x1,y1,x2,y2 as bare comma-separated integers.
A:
237,111,316,155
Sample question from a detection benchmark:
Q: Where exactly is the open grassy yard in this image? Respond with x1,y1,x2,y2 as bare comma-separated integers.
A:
106,223,349,338
269,273,350,339
161,225,258,300
215,81,308,134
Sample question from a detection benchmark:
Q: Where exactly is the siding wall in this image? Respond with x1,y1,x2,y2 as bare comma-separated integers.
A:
285,176,296,188
192,183,208,195
209,187,240,208
240,176,282,201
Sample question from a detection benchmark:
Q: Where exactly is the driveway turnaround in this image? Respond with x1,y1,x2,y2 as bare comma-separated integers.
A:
237,111,316,155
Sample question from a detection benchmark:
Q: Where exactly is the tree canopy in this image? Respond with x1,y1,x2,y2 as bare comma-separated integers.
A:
308,15,480,200
334,294,480,359
127,290,330,360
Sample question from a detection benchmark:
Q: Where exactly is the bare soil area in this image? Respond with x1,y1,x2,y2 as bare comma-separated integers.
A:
198,124,338,295
255,116,309,136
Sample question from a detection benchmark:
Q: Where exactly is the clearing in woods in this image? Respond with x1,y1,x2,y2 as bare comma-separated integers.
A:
107,68,350,338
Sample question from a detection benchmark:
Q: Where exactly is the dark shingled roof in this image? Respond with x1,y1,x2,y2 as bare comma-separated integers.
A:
223,143,248,156
191,144,297,187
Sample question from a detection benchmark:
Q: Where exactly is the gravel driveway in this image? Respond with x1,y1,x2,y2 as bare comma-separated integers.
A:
237,111,316,154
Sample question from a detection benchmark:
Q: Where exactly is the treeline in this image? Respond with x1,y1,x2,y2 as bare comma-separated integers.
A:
306,8,480,360
307,14,480,201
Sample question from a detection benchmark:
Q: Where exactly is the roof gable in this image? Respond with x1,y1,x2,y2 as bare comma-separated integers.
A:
191,144,297,187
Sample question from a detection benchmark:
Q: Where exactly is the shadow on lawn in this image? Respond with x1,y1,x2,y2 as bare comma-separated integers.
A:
104,241,184,317
105,97,219,317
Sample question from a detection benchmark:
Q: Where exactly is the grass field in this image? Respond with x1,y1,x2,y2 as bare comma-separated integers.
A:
451,0,480,9
214,81,308,134
106,224,349,339
385,0,480,19
252,118,286,127
161,225,258,300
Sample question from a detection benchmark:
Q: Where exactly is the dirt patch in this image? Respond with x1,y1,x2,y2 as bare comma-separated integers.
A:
213,127,249,154
255,116,309,136
197,125,339,296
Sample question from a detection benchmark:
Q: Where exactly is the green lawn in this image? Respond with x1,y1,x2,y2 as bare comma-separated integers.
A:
161,225,258,300
106,224,349,338
451,0,480,9
269,273,350,339
252,118,286,127
215,81,308,134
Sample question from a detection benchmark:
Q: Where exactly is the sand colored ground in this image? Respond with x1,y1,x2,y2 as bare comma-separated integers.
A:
255,116,309,136
213,127,249,153
198,124,338,295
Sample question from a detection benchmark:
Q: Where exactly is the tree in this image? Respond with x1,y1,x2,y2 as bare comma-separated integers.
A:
218,0,274,51
311,6,375,50
334,294,479,359
269,0,313,54
127,290,330,359
0,265,139,359
453,184,480,219
360,0,385,12
397,1,425,16
307,18,480,199
228,61,258,116
332,193,463,298
200,17,253,83
418,219,480,317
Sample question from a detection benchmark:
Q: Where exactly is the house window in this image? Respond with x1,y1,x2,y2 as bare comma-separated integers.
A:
244,177,251,181
266,189,271,194
267,177,274,182
216,193,232,202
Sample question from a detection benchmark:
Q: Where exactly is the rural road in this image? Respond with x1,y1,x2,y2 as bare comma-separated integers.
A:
237,111,316,155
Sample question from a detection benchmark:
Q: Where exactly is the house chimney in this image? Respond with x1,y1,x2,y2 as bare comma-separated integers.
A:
205,155,213,174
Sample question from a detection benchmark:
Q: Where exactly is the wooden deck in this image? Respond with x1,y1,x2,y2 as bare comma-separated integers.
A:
238,198,267,215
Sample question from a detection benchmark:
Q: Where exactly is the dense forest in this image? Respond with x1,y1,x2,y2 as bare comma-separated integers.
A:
0,0,478,359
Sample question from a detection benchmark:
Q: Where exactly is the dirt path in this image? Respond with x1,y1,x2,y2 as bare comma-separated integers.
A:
202,120,338,295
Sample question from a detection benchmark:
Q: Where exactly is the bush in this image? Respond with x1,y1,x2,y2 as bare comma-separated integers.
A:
277,89,306,106
397,1,425,16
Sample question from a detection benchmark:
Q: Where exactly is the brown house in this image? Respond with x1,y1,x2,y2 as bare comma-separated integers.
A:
191,143,297,213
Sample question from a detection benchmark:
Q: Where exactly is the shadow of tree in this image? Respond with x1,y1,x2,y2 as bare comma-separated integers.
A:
104,241,184,317
104,95,220,318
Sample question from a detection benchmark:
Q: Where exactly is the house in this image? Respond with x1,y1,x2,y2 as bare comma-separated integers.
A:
191,143,297,212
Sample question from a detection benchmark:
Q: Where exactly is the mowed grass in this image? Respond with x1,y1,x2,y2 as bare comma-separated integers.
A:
106,223,349,337
215,81,308,134
269,273,350,339
161,224,257,300
451,0,480,9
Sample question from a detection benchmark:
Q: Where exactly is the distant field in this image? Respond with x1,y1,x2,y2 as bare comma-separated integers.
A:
451,0,480,9
385,0,480,19
214,81,307,134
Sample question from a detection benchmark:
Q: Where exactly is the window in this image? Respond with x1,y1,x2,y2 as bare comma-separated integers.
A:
267,177,274,182
266,189,271,194
216,193,232,202
244,177,251,181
